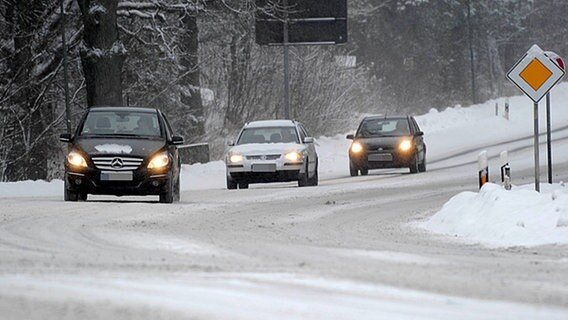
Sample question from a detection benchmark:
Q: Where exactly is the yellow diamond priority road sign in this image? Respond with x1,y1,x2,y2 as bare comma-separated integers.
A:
507,44,565,103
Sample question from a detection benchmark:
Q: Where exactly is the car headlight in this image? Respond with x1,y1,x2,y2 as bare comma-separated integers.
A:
351,142,363,153
284,151,302,162
228,154,244,163
67,151,88,168
148,151,170,169
398,139,413,152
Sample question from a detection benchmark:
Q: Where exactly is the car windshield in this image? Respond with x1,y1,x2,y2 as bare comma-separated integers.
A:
80,111,161,137
358,118,410,137
237,127,299,144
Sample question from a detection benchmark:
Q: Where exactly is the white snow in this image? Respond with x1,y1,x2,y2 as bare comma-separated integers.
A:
228,142,306,155
0,179,63,198
419,182,568,247
1,273,566,320
94,144,133,154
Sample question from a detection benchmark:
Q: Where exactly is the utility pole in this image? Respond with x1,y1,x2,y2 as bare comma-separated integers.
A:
282,0,291,120
60,0,72,133
466,0,476,104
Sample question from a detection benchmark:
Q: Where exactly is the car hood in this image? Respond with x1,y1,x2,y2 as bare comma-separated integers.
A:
356,136,409,149
228,143,306,155
74,137,166,158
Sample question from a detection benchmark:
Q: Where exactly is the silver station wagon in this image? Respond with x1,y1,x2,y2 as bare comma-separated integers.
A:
225,120,319,189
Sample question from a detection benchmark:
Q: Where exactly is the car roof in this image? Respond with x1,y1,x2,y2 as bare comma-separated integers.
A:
88,106,158,113
244,120,296,128
363,115,410,121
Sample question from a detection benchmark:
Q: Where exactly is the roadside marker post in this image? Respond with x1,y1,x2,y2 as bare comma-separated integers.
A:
478,150,488,189
504,100,509,120
500,151,511,190
507,44,565,192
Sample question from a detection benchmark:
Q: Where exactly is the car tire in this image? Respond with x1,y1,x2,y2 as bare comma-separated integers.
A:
238,182,249,189
227,175,237,190
298,161,310,187
159,179,174,203
64,179,80,202
418,152,426,173
360,167,369,176
349,161,358,177
173,175,181,202
308,161,319,186
64,189,79,201
409,153,419,174
78,192,88,201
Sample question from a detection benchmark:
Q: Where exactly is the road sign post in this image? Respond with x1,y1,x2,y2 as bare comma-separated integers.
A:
507,45,565,192
543,51,565,184
546,92,552,184
255,0,348,120
533,102,540,192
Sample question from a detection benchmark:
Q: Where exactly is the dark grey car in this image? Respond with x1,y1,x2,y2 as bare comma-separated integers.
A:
59,106,184,203
347,115,426,176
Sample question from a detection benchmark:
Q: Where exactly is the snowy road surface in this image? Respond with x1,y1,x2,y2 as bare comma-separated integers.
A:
1,159,568,319
2,92,568,319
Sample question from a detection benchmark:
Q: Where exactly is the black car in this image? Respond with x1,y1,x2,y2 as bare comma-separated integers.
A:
59,106,184,203
346,115,426,175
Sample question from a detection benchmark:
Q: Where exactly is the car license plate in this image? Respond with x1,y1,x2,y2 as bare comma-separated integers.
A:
368,153,392,162
252,163,276,172
100,171,133,181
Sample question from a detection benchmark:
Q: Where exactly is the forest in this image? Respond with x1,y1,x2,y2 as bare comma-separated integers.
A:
1,0,567,181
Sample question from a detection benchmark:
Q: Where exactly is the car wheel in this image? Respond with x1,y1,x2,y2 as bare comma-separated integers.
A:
418,152,426,173
308,161,319,186
173,175,181,202
64,179,79,202
360,168,369,176
78,192,88,201
238,182,249,189
298,161,310,187
159,179,174,203
227,175,237,190
409,153,419,174
64,189,79,201
349,161,358,177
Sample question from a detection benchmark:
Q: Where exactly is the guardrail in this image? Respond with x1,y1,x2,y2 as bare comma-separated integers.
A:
178,142,209,165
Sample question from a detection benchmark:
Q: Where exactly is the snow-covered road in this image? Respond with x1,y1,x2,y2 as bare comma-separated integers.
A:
1,151,568,319
2,88,568,319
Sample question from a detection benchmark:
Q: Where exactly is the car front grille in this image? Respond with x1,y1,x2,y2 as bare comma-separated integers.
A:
92,156,144,171
246,154,281,161
368,146,394,152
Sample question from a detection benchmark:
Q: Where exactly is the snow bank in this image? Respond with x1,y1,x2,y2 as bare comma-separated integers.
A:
180,161,225,190
419,183,568,247
0,180,63,198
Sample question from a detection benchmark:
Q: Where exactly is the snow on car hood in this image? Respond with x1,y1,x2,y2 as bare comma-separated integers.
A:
228,143,306,155
75,137,166,158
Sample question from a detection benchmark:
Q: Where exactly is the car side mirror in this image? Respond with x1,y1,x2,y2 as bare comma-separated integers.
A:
59,133,72,143
171,135,184,145
303,137,314,144
346,134,354,140
415,131,424,137
227,140,235,147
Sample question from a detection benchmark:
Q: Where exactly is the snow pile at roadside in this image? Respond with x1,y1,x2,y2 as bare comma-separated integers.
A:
0,180,63,198
416,82,568,162
181,161,225,190
420,183,568,247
